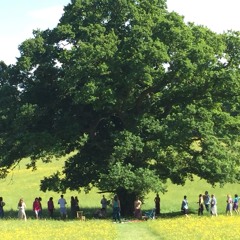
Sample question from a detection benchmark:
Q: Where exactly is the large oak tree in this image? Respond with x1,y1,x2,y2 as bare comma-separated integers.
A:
0,0,240,214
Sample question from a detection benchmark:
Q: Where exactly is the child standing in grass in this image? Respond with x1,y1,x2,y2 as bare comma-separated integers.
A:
233,194,239,214
181,195,189,217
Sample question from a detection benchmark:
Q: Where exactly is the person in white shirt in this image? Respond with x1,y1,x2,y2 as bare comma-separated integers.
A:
181,195,189,217
18,198,27,221
58,195,67,219
211,194,217,216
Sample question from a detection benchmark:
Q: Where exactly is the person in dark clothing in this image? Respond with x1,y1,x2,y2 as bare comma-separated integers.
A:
0,197,5,218
198,194,204,215
154,193,160,215
48,197,55,218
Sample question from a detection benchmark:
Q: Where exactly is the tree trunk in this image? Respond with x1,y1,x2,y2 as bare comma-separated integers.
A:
116,187,137,217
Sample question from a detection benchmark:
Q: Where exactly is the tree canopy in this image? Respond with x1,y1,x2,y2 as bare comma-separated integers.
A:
0,0,240,214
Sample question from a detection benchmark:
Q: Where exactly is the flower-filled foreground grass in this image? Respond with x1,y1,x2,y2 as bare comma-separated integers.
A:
0,220,116,240
147,215,240,240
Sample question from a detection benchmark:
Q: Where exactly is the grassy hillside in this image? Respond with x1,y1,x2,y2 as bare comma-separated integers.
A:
154,178,239,215
0,155,106,218
0,155,238,218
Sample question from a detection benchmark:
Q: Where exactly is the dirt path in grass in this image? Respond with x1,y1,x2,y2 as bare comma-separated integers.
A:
115,221,161,240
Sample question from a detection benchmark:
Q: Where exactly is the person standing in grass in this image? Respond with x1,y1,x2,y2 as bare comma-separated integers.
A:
101,195,108,217
198,194,204,216
181,195,189,217
48,197,55,218
33,197,41,219
112,194,121,223
38,197,43,218
226,194,233,216
18,198,27,221
210,194,217,217
75,196,80,211
154,193,160,215
134,196,142,219
233,194,239,214
0,197,5,218
203,191,210,213
58,194,67,219
70,196,76,218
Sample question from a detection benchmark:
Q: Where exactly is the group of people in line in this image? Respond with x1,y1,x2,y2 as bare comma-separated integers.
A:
0,195,79,221
2,191,238,221
0,193,160,222
22,195,70,220
181,191,239,217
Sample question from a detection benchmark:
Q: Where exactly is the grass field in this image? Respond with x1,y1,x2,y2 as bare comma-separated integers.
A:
0,156,240,239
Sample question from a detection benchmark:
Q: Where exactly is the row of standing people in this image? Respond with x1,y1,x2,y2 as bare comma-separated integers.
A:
99,192,239,220
19,195,70,220
31,195,79,220
102,194,160,222
112,192,237,219
196,191,217,216
2,193,158,221
32,195,79,220
96,195,142,222
5,192,238,221
181,191,239,217
0,195,80,220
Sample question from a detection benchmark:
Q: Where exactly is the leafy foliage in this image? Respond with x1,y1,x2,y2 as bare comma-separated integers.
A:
0,0,240,214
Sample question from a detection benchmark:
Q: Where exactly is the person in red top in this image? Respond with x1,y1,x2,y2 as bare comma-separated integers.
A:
33,197,41,219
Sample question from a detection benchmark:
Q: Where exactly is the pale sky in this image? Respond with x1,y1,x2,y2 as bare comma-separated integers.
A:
1,0,240,65
0,0,70,65
167,0,240,33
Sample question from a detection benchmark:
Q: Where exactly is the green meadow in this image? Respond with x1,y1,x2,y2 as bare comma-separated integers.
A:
0,156,240,240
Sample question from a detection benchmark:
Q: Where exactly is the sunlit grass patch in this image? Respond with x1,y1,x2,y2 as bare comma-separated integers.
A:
0,220,117,240
147,215,240,240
